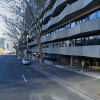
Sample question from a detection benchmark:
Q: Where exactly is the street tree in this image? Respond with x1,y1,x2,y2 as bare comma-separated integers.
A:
24,0,48,68
2,0,50,68
1,0,27,55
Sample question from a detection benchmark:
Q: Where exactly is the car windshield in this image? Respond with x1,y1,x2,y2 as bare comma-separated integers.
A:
24,59,29,61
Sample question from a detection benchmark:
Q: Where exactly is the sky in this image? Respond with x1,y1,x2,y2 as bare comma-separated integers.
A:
0,0,14,50
0,0,14,37
0,1,7,37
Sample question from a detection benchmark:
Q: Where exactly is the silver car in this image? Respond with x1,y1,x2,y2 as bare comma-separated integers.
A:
22,59,31,65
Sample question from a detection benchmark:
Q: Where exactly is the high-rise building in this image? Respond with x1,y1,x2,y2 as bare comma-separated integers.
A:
23,0,100,67
0,38,5,50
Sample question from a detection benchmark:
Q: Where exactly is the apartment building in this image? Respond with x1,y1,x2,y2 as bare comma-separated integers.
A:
24,0,100,67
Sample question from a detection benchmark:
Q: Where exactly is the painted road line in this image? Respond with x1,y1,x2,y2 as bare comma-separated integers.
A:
17,64,18,66
22,74,27,82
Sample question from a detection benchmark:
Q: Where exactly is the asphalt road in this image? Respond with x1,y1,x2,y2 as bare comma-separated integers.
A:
0,55,93,100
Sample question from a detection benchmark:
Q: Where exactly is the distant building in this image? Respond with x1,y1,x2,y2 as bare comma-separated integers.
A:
0,38,5,50
5,41,14,51
6,44,9,49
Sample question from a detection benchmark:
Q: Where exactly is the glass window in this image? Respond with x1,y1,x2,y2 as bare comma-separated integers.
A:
46,33,50,36
61,28,63,31
71,22,76,28
76,38,81,46
89,35,99,40
85,17,89,21
77,20,81,24
97,10,100,18
59,28,61,32
65,24,70,29
56,29,59,32
89,12,96,20
66,3,70,6
82,18,86,22
71,39,75,46
89,36,94,39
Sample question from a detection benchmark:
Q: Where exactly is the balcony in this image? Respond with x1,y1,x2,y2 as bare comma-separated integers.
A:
41,18,100,43
43,0,67,22
42,0,93,31
28,40,37,47
69,18,100,37
41,45,100,58
30,44,100,58
41,29,69,43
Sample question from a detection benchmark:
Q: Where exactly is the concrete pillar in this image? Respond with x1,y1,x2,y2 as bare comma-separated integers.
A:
70,56,73,66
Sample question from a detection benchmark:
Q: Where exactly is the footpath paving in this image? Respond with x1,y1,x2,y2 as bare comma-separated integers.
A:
54,64,100,79
30,61,100,100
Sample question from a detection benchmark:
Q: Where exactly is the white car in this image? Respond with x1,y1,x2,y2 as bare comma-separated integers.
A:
22,59,30,65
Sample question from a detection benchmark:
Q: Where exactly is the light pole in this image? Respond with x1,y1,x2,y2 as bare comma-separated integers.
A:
82,60,84,72
26,35,29,58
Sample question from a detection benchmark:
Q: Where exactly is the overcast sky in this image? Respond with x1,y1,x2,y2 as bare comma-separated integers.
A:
0,1,14,50
0,0,13,39
0,1,6,38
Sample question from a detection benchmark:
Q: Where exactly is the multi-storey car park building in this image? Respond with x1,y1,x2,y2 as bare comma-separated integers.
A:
23,0,100,68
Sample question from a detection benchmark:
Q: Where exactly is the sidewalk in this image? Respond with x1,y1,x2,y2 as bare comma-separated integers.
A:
54,64,100,79
30,61,100,100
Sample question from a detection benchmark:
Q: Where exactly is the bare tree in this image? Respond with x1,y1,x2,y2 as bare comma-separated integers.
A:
2,0,50,68
0,0,27,55
24,0,48,68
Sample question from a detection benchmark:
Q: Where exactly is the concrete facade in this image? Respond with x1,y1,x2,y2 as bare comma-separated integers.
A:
24,0,100,67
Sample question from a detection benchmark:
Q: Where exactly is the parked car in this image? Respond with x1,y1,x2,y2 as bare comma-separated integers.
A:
22,59,31,65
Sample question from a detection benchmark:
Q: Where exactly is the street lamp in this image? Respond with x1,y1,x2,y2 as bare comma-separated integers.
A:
26,35,29,58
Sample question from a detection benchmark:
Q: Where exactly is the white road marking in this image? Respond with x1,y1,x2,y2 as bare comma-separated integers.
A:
22,74,27,82
17,64,18,66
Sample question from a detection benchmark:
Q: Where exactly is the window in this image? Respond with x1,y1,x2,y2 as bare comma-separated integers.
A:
89,12,96,20
77,20,81,24
97,10,100,18
71,22,76,28
76,38,81,46
85,17,89,21
82,18,86,23
71,39,75,46
46,33,50,36
56,29,59,32
65,24,70,29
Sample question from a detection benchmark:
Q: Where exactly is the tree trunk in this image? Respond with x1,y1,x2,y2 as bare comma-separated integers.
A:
38,39,44,68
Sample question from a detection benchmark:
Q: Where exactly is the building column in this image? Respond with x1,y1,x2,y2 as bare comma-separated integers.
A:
70,56,73,66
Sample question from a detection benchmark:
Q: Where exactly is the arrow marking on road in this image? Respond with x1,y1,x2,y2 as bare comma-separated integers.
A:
22,74,27,82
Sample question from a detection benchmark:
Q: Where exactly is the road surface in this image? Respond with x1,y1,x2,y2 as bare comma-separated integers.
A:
0,55,93,100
